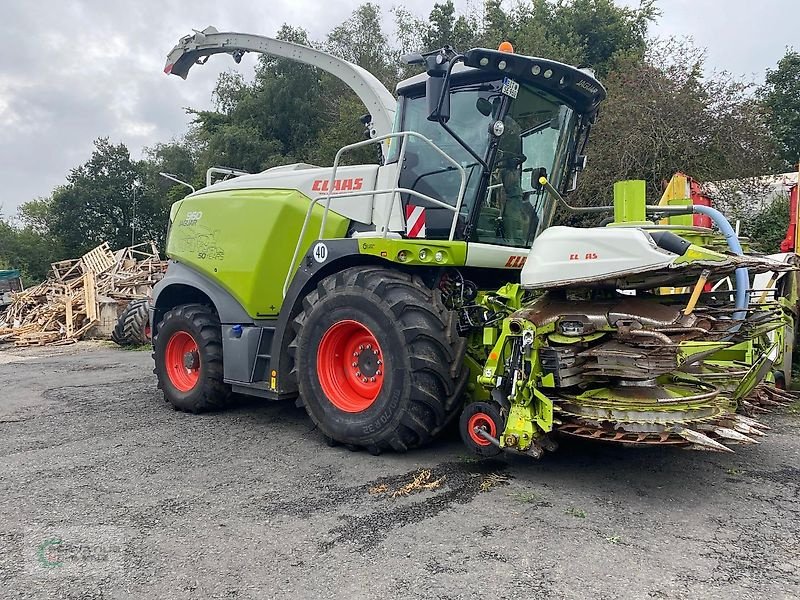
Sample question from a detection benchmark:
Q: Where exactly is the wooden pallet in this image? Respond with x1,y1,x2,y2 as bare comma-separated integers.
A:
81,242,115,275
14,332,61,347
0,241,165,347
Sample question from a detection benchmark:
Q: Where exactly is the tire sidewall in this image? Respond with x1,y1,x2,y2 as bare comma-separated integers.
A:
155,310,213,409
297,289,411,444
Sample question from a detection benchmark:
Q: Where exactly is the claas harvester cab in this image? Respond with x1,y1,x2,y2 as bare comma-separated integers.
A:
155,28,790,458
154,28,604,453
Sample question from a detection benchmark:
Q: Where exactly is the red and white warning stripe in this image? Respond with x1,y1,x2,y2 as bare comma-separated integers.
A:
405,204,426,238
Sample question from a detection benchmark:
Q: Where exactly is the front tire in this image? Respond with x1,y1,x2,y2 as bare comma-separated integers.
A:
153,304,231,413
291,267,467,452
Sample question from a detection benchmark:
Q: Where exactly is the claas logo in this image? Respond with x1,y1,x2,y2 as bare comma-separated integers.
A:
505,255,527,268
311,178,364,193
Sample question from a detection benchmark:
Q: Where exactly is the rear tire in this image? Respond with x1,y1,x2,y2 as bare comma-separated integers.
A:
291,267,467,452
111,298,151,346
152,304,231,413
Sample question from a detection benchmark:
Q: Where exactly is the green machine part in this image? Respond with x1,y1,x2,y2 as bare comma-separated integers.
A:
613,180,647,224
476,290,555,452
168,188,349,319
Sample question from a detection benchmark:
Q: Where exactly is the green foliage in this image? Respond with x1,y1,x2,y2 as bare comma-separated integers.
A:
327,3,398,86
44,138,170,257
0,218,59,284
760,49,800,167
188,12,402,175
742,194,791,253
565,38,782,220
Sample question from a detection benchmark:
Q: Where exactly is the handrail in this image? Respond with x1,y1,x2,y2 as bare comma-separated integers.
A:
206,166,250,187
283,131,468,297
318,131,467,239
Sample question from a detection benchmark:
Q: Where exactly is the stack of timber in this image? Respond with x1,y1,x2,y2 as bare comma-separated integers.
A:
0,242,166,346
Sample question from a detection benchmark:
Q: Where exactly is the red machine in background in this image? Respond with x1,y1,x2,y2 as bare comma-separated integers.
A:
658,172,713,228
780,181,800,252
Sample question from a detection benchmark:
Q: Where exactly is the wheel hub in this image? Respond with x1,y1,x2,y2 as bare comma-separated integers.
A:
355,345,381,378
164,331,201,393
317,320,385,413
467,413,496,447
183,351,199,370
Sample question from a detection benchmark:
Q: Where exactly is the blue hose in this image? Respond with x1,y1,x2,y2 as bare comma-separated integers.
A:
691,205,749,320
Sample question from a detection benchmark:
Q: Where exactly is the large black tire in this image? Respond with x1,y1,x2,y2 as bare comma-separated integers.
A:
111,298,151,346
152,304,231,413
290,267,468,453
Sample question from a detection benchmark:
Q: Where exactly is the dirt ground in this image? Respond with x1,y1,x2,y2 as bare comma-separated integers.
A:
1,342,799,599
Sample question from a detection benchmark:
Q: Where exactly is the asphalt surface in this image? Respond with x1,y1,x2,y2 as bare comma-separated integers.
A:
1,342,799,599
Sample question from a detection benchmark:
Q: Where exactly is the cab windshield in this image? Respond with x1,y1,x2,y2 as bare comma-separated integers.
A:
478,84,577,247
395,82,498,239
395,79,578,246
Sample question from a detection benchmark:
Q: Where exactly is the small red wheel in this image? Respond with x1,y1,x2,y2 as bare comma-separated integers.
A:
467,412,497,446
165,331,201,392
460,402,504,457
317,320,384,413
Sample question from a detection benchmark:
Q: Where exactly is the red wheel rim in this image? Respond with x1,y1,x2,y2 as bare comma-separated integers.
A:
317,320,384,413
165,331,200,392
468,413,497,446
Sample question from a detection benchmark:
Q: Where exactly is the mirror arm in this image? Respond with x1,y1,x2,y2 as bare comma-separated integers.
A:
433,54,463,118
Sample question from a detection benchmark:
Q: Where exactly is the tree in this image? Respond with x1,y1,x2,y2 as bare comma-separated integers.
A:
36,138,170,257
0,218,59,283
189,25,327,174
568,39,783,216
535,0,658,75
190,11,395,173
760,49,800,167
422,1,482,52
743,193,791,253
327,3,398,86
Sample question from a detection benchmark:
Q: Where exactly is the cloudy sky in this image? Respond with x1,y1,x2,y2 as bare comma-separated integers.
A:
0,0,796,216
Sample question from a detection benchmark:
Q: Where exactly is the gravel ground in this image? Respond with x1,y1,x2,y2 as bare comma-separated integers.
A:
1,342,799,599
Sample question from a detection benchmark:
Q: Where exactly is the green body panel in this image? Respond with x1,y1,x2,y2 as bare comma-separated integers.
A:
661,197,694,227
672,244,727,264
357,237,467,266
613,180,647,223
167,188,349,318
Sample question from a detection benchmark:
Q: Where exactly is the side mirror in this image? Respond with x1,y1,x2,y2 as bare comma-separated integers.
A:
529,167,547,191
476,97,493,117
566,155,587,192
426,74,450,122
566,171,579,193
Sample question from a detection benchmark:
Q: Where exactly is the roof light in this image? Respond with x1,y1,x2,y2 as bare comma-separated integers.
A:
498,41,514,53
498,60,507,70
479,57,489,66
531,65,541,75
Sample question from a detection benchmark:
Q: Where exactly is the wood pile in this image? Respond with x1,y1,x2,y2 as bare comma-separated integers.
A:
0,242,167,347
